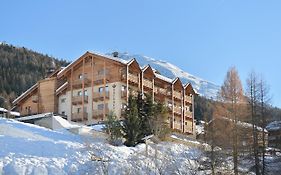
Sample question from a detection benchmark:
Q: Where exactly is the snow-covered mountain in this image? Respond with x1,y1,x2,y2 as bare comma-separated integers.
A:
106,52,220,98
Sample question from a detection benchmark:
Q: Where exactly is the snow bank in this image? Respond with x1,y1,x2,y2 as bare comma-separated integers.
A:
0,117,210,175
266,121,281,131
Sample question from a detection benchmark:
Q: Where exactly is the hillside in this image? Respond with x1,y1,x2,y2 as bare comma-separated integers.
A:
105,52,220,99
0,117,212,175
0,43,68,107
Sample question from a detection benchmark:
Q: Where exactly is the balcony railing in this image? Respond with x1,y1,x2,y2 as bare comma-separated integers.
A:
72,77,91,88
72,112,88,121
174,107,182,115
128,73,139,84
185,111,193,118
72,96,88,105
185,96,192,103
174,120,182,130
92,108,109,119
32,95,38,103
93,74,111,85
92,91,109,102
143,79,153,89
173,91,182,100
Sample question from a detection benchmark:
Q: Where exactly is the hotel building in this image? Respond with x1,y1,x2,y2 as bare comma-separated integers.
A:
12,52,197,134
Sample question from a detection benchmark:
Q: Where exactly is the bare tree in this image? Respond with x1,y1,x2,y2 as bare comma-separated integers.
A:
220,67,244,175
247,71,261,175
259,76,270,175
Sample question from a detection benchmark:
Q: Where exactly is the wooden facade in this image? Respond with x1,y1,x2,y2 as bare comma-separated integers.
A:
13,51,197,134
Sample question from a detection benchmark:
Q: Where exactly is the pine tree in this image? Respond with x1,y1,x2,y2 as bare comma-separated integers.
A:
104,112,123,146
142,93,154,136
151,101,170,140
123,94,142,146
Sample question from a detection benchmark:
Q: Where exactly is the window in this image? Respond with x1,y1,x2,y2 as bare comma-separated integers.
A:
77,108,81,113
78,74,83,79
98,87,103,93
98,86,109,93
84,90,88,96
168,101,172,108
61,98,66,103
78,91,82,96
62,111,65,115
98,104,104,110
121,103,127,109
121,85,126,91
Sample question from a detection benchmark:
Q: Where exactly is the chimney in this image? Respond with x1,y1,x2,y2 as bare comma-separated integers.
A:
112,51,119,58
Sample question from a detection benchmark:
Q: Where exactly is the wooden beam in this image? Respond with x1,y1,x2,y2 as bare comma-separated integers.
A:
181,88,184,133
141,71,144,98
82,57,85,122
172,84,174,129
70,67,73,121
183,89,185,133
91,56,94,122
126,65,129,103
152,78,155,102
103,60,106,120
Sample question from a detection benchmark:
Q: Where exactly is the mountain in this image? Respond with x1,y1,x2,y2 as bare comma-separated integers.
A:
0,43,68,107
105,52,220,98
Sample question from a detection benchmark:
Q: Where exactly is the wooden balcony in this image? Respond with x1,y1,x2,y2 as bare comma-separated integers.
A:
173,91,182,100
92,108,109,119
155,87,167,95
174,121,182,131
143,79,153,89
185,95,192,104
72,77,91,89
174,107,182,115
93,74,111,85
128,73,139,84
185,111,193,119
92,91,109,102
72,96,88,105
32,95,38,103
71,112,88,121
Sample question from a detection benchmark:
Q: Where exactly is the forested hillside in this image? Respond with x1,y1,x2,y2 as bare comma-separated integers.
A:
0,43,68,107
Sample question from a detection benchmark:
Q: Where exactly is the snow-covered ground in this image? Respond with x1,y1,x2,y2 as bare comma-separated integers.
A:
0,117,210,175
1,117,280,175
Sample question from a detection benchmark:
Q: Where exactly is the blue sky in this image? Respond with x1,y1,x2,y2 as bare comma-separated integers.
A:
1,0,280,107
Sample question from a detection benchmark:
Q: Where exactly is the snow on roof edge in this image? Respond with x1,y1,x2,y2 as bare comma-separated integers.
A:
56,82,68,94
12,83,38,104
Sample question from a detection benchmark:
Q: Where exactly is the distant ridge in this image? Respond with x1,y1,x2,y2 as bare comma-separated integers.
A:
105,52,220,99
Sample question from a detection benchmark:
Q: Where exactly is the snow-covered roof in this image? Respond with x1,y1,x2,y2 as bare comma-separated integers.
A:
56,82,68,94
57,51,129,77
10,111,20,116
0,107,8,112
16,113,53,121
266,121,281,131
12,83,38,104
155,73,173,83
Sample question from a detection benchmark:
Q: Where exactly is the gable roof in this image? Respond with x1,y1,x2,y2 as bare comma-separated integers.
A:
142,64,155,78
184,83,198,95
57,51,130,78
12,83,38,105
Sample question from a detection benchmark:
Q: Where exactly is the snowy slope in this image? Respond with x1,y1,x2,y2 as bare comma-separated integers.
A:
105,52,220,98
0,117,209,175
